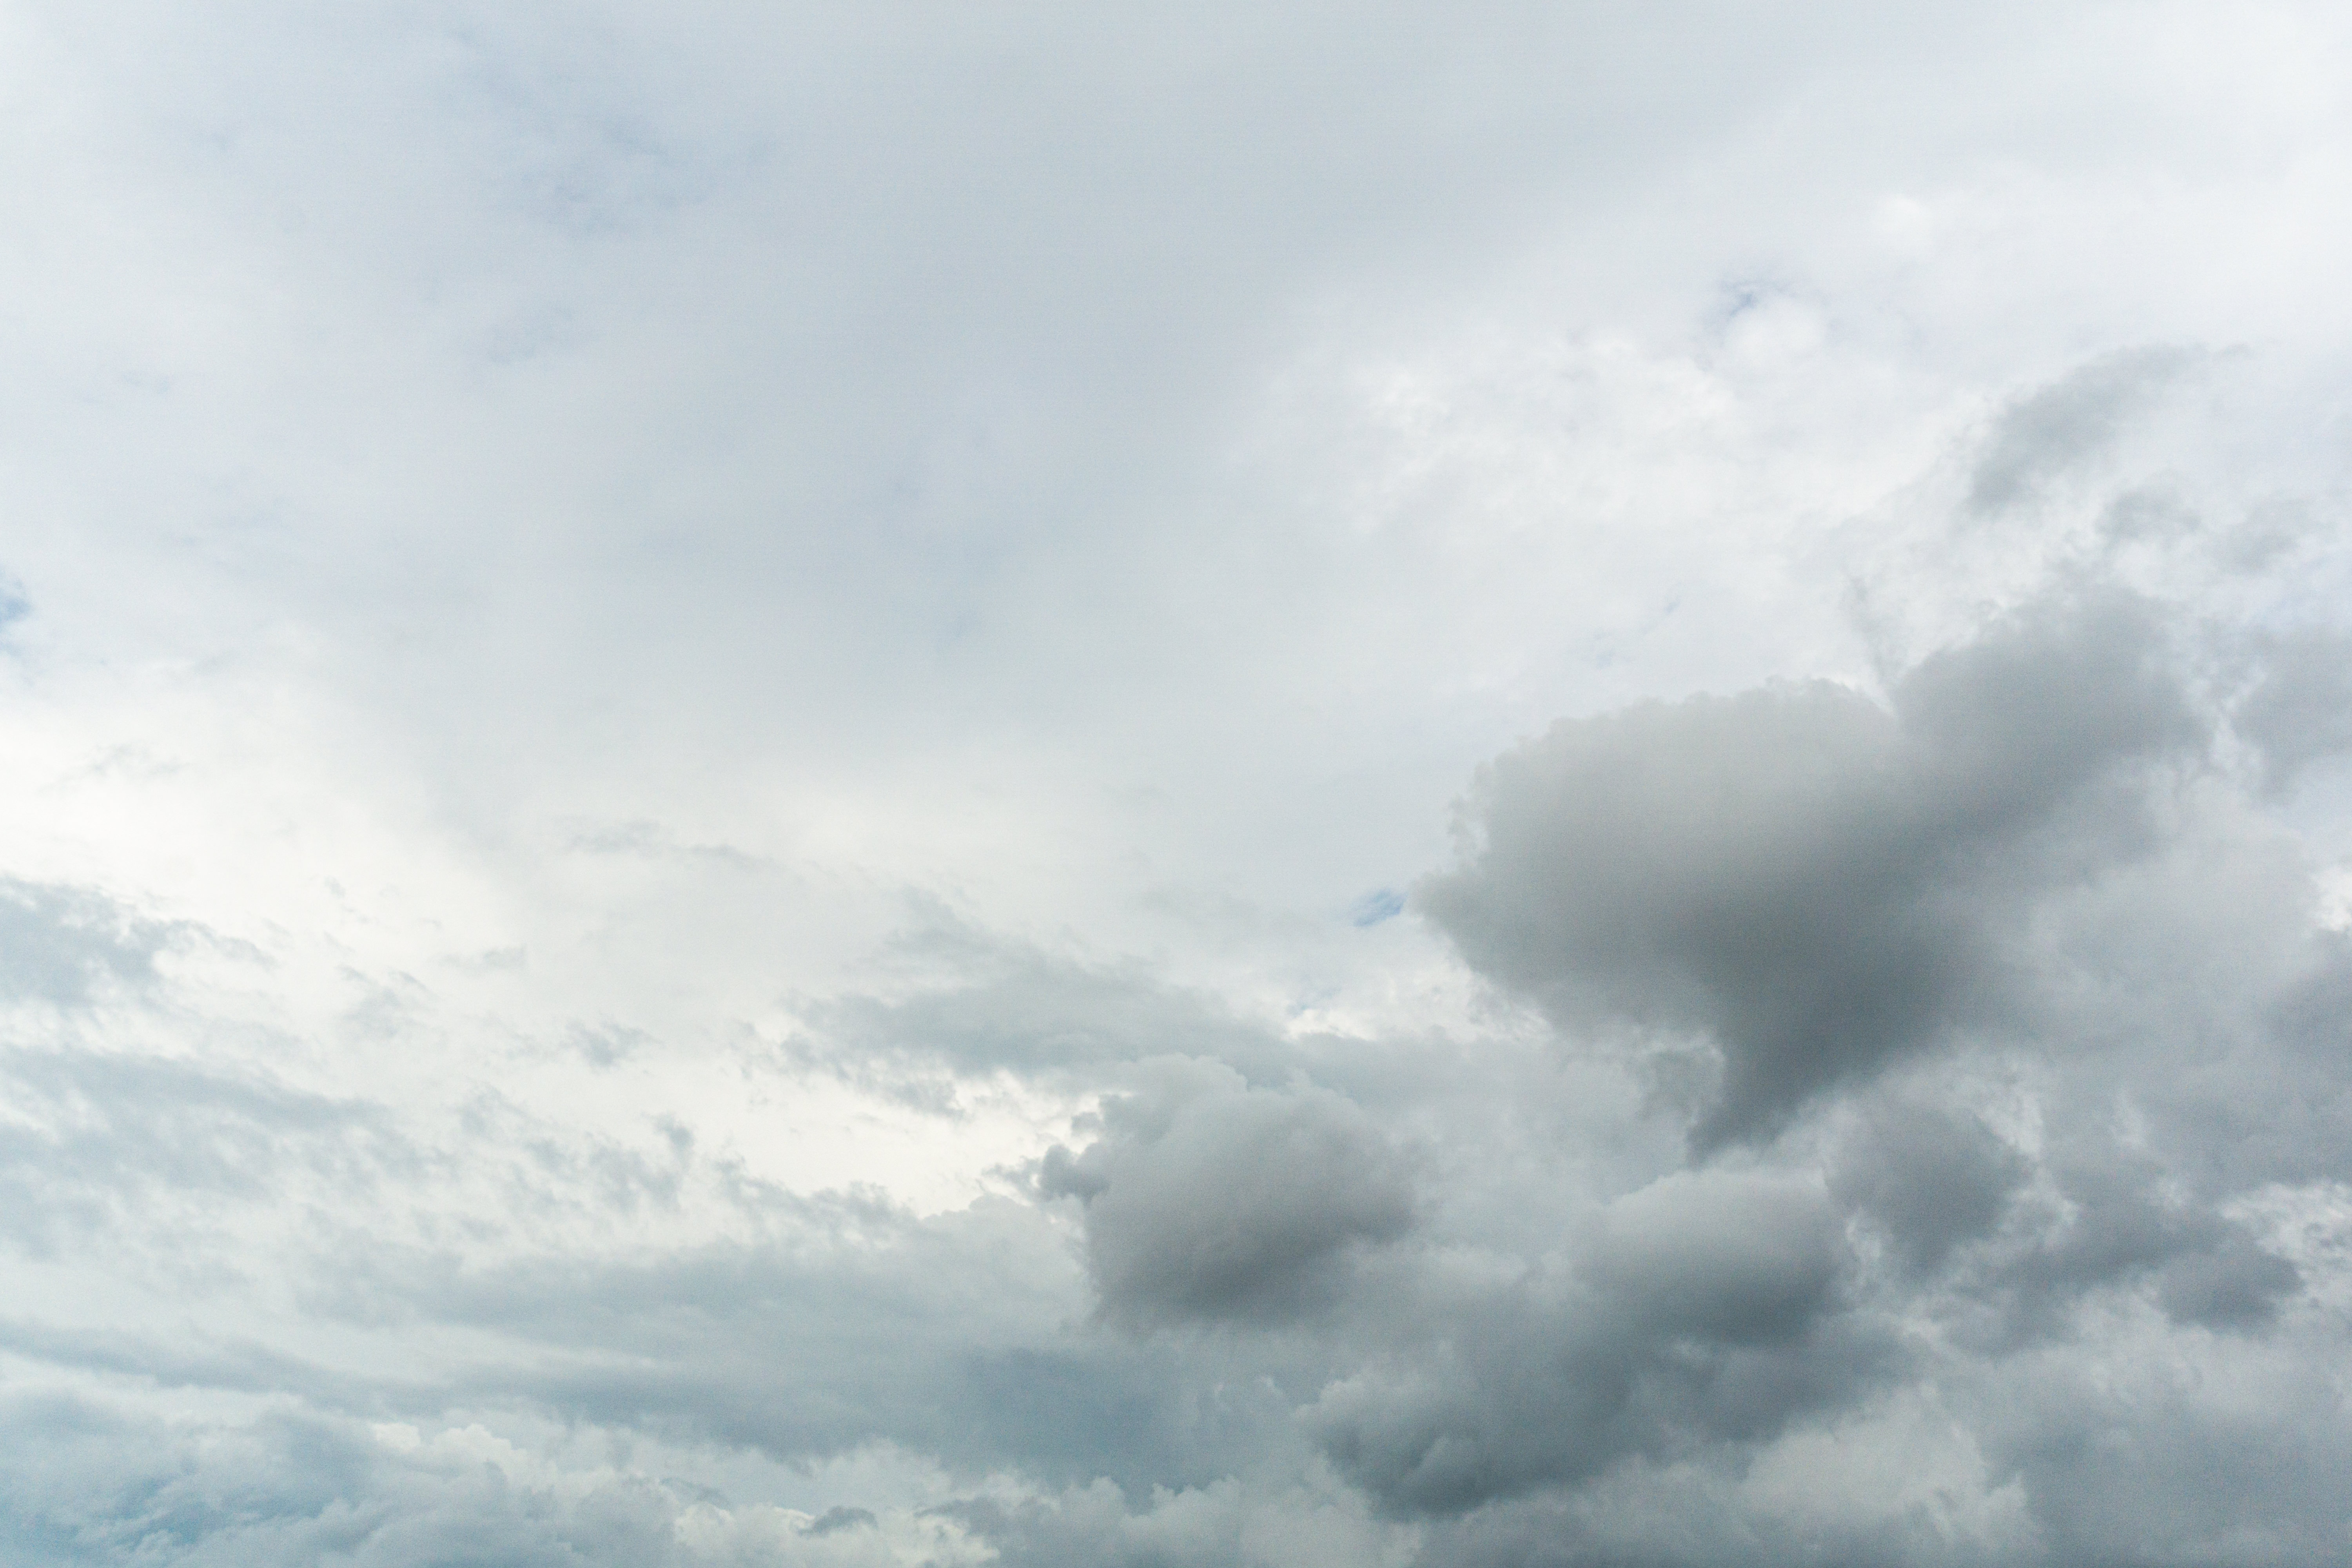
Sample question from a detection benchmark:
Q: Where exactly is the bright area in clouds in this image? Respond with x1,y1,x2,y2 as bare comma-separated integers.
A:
5,2,2352,1564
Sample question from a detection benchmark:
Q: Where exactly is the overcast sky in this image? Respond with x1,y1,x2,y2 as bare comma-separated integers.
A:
5,4,2352,1564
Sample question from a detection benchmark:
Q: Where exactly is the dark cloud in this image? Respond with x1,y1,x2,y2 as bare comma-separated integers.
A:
1988,1155,2301,1337
1421,592,2204,1147
1983,1353,2352,1568
1305,1169,1877,1517
1360,561,2352,1546
1040,1062,1419,1327
1832,1099,2025,1275
800,1504,877,1537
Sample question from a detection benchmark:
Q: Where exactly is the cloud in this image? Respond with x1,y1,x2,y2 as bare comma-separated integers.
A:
0,1047,399,1261
2234,630,2352,793
4,4,2352,1563
1040,1061,1419,1327
1584,1170,1847,1345
1421,592,2204,1147
0,1392,991,1568
1973,1328,2352,1568
1831,1098,2026,1275
1992,1154,2302,1336
1967,348,2203,515
1303,1171,1875,1518
7,361,2347,1562
300,1197,1250,1496
794,922,1294,1092
0,878,176,1007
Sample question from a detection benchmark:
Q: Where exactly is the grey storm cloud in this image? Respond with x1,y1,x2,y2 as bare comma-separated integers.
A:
1995,1154,2303,1337
1830,1098,2026,1276
1303,1167,1875,1518
1421,592,2205,1147
1040,1061,1419,1327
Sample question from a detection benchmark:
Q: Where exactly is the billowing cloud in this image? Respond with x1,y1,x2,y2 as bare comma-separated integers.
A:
1302,1167,1875,1518
1040,1062,1419,1327
1830,1098,2025,1276
1421,593,2203,1146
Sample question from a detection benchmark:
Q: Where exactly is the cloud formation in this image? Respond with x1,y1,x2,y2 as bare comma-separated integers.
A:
4,4,2352,1566
1423,593,2202,1145
1040,1062,1419,1326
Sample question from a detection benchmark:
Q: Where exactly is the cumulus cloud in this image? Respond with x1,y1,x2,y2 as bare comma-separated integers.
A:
1421,592,2203,1147
1040,1061,1419,1327
1303,1168,1874,1518
1830,1098,2025,1276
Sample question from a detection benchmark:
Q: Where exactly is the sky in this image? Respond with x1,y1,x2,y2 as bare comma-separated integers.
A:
4,3,2352,1564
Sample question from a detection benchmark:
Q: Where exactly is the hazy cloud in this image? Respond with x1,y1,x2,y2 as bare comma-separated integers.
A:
2235,630,2352,793
1968,348,2203,514
0,879,176,1007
